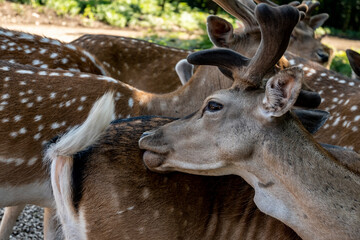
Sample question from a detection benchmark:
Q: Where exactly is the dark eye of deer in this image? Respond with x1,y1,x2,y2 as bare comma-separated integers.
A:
206,101,223,112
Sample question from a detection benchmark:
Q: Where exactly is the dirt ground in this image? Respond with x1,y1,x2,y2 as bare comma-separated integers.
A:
0,1,359,49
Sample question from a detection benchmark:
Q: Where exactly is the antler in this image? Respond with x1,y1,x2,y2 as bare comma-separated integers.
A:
212,0,258,31
188,4,300,88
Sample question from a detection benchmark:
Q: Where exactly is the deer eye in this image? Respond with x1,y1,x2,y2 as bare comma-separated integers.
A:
205,101,223,112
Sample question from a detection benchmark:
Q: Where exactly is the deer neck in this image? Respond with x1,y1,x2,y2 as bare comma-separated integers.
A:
236,116,360,240
134,66,232,117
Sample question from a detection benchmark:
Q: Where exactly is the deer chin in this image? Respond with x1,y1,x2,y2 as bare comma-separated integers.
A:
142,150,168,171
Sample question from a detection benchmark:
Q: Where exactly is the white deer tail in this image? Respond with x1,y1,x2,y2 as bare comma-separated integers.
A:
45,91,115,240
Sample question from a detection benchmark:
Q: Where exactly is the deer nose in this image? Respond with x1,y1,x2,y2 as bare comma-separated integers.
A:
317,50,329,63
140,131,154,139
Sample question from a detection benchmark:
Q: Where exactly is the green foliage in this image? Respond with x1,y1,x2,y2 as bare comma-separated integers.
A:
330,50,354,77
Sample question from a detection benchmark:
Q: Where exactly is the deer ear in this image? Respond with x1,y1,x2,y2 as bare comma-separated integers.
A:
309,13,329,30
346,49,360,79
207,15,234,48
262,67,303,117
175,59,194,85
292,109,329,134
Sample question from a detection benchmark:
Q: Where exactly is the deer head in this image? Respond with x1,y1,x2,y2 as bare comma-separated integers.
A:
209,0,329,64
139,4,360,239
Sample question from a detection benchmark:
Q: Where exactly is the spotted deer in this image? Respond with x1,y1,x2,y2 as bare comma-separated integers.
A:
71,35,192,93
139,4,360,240
0,28,108,76
346,49,360,80
44,88,360,240
201,0,360,153
69,1,328,94
0,2,319,237
0,47,316,240
254,0,330,65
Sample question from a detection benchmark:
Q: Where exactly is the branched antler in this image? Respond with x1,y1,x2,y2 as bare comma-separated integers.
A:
189,4,300,88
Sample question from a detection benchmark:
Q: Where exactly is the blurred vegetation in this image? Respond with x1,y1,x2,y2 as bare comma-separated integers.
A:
5,0,360,76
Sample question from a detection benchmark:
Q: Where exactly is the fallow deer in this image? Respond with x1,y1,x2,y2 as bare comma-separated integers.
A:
45,90,359,240
254,0,330,65
0,2,318,237
203,0,360,152
69,1,328,94
71,35,192,93
139,4,360,240
0,47,314,240
346,49,360,80
0,28,108,76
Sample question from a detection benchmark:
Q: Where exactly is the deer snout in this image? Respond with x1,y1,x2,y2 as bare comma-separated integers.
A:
139,129,171,171
316,49,329,63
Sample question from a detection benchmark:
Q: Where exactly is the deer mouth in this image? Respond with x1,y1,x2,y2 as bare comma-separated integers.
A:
139,131,171,172
142,150,169,171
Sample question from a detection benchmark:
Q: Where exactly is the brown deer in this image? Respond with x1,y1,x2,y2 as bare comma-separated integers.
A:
71,35,192,93
202,0,360,153
254,0,330,64
0,42,315,240
284,51,360,151
45,91,359,240
139,5,360,240
346,49,360,80
0,28,108,76
69,1,328,94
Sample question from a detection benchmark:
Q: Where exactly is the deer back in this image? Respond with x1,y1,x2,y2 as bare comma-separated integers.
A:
71,35,191,93
0,28,108,75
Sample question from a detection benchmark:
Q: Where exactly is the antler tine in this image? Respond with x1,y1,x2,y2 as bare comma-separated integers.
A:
213,0,258,31
304,1,320,15
243,3,300,85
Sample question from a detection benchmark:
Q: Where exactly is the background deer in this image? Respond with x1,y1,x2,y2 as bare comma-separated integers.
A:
0,28,108,76
203,0,360,153
71,35,192,93
45,90,359,240
139,4,360,240
68,1,329,94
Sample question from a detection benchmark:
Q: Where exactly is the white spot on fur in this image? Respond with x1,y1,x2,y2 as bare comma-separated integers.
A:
14,115,22,122
27,157,38,166
350,105,358,112
128,98,134,108
34,115,42,121
40,64,48,69
51,122,61,129
39,48,47,54
63,72,74,77
16,70,34,74
49,72,60,76
0,66,9,71
33,133,41,140
50,92,57,99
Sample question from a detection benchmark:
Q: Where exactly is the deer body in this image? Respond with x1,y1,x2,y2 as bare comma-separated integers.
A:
0,59,234,211
47,97,360,240
286,52,360,151
46,98,303,239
